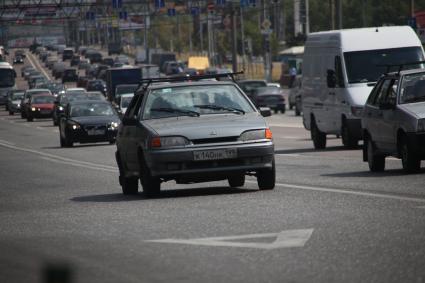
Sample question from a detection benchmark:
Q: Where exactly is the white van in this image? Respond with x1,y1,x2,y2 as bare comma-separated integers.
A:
301,26,425,149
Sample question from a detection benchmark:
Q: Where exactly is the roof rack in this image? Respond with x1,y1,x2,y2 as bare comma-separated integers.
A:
377,60,425,75
137,71,244,92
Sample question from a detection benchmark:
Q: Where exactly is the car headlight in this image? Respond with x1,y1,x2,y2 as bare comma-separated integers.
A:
239,129,273,142
417,119,425,132
110,122,119,129
150,136,190,148
31,107,36,111
68,121,80,130
58,106,64,111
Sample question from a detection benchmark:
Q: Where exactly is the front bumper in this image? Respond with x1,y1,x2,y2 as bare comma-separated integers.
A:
29,109,53,118
145,141,274,179
67,127,118,143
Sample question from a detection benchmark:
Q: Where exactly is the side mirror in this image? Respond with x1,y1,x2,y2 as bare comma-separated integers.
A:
122,116,138,126
327,69,336,88
259,107,272,117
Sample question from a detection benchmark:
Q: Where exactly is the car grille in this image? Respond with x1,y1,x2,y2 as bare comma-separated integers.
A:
191,136,239,144
83,125,107,131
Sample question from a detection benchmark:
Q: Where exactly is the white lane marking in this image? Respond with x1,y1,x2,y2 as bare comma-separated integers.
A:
36,126,44,130
146,229,314,250
246,180,425,204
0,139,15,146
0,140,117,171
27,52,51,80
416,206,425,209
40,156,117,173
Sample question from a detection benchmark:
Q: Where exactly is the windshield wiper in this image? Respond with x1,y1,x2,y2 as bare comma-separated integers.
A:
194,104,245,114
151,107,200,117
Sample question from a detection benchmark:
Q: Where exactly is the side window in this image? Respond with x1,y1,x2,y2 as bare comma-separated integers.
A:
125,93,142,118
335,56,345,88
381,79,399,105
374,79,392,105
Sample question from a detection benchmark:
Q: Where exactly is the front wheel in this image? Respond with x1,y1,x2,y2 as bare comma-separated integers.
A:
27,115,33,122
121,176,139,195
9,111,14,115
140,158,160,197
311,119,326,149
367,138,385,172
257,159,276,190
401,139,420,173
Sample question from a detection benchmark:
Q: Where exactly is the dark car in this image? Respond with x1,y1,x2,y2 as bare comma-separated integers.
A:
62,48,74,60
59,101,120,147
237,80,268,102
70,55,81,66
28,75,48,89
26,94,56,121
115,74,275,196
253,86,286,113
6,90,25,115
86,79,107,95
108,42,123,56
13,55,24,64
21,66,34,77
62,68,78,83
102,57,115,67
39,82,65,96
52,91,92,126
15,49,26,58
87,51,102,63
21,89,53,118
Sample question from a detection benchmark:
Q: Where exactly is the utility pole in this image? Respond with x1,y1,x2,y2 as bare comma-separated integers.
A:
362,0,366,27
410,0,415,17
144,1,149,63
335,0,342,29
240,5,246,71
305,0,310,34
231,4,237,72
330,0,335,29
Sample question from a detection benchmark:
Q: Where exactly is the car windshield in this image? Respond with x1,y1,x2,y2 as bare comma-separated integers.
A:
116,85,137,95
344,47,425,83
12,93,24,100
33,96,55,104
121,96,133,108
239,81,267,92
70,103,115,117
399,72,425,104
143,84,254,119
0,69,15,87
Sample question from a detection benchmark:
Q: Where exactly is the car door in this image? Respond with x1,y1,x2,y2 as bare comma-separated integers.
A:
376,78,399,152
367,78,393,149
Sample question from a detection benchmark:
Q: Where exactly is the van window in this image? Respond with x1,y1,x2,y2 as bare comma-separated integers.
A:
344,47,424,84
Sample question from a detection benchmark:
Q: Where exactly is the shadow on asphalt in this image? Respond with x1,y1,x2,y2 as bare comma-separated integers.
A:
275,145,360,155
322,168,425,178
71,187,256,202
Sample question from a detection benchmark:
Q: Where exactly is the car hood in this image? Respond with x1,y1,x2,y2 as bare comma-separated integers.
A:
398,102,425,119
71,116,120,125
143,112,267,140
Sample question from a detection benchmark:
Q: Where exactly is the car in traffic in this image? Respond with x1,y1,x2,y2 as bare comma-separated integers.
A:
6,90,25,115
115,74,275,196
59,100,120,147
288,76,303,116
28,75,48,89
237,79,268,102
62,48,74,60
116,93,133,117
253,86,286,113
114,84,138,103
13,55,24,64
26,94,56,121
362,66,425,173
62,68,78,83
78,59,91,70
70,55,81,66
20,89,52,118
86,79,107,95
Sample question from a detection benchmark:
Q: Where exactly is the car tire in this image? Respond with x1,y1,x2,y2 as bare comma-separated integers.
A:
311,118,326,149
342,121,358,149
295,106,301,116
367,138,385,172
109,140,115,145
280,107,286,114
121,177,139,195
401,138,420,173
289,104,294,110
257,159,275,190
27,115,33,122
228,174,245,188
9,111,13,115
61,132,73,147
53,119,58,126
139,158,160,197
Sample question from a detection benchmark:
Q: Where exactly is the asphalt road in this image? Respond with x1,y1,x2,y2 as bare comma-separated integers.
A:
1,50,425,283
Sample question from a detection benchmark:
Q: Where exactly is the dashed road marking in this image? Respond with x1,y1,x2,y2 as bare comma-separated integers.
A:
146,229,314,250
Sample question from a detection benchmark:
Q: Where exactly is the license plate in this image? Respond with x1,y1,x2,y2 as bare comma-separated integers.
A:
193,149,237,161
87,129,105,136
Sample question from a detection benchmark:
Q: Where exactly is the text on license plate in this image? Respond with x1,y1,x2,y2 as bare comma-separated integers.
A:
193,149,237,161
87,129,105,136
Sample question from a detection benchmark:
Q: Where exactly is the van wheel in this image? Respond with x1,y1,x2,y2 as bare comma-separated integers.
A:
367,139,385,172
228,174,245,188
257,159,275,190
311,119,326,149
342,122,358,149
401,138,420,173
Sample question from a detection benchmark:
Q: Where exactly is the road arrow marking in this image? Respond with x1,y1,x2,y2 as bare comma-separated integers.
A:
146,229,314,250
